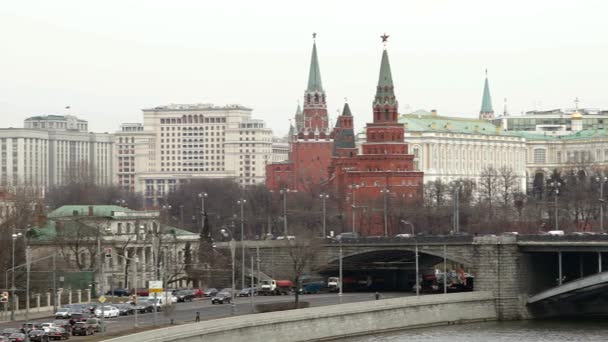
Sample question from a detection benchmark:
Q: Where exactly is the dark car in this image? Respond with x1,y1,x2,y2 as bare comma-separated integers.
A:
105,288,129,297
132,288,149,296
69,312,92,322
28,330,49,342
84,319,101,333
8,333,26,342
1,329,19,338
86,304,98,314
238,287,257,297
174,290,195,302
71,323,93,337
47,328,69,341
20,323,41,334
211,290,232,304
203,288,218,297
115,304,134,316
130,299,153,313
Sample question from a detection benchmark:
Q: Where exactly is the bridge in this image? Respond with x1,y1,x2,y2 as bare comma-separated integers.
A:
220,234,608,319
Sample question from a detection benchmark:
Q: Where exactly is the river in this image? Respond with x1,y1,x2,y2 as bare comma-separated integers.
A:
341,318,608,342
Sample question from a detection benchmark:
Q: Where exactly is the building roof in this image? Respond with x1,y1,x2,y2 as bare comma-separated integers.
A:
480,74,494,113
512,129,608,141
25,115,86,122
399,114,507,136
307,41,323,92
377,49,394,89
48,205,133,219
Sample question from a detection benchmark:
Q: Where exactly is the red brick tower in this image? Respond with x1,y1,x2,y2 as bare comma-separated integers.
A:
327,35,423,236
266,35,334,193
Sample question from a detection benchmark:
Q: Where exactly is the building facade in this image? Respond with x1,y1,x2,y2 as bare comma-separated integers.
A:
116,104,274,206
0,115,113,190
327,43,424,236
266,38,334,193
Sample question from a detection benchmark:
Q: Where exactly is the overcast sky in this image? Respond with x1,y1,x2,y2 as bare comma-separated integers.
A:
1,0,607,136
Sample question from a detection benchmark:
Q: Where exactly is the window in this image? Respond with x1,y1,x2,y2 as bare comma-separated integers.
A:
533,149,546,164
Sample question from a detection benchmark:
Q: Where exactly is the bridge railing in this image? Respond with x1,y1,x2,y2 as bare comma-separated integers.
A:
517,234,608,242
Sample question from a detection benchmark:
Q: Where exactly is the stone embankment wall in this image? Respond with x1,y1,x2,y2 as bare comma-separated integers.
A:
105,292,496,342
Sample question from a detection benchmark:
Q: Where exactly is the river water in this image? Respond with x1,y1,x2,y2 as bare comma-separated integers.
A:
341,319,608,342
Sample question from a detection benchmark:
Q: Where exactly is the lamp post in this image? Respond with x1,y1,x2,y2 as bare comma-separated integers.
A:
116,254,139,328
319,194,329,237
380,188,390,236
220,228,237,315
199,192,208,232
338,238,343,304
597,176,607,231
549,180,561,230
237,199,247,290
279,189,291,236
10,232,22,321
453,182,462,234
400,220,415,236
349,184,360,233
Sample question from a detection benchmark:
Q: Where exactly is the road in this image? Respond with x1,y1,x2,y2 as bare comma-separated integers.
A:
0,291,413,339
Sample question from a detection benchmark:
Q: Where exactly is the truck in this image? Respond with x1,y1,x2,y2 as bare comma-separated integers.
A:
259,279,293,295
327,277,340,291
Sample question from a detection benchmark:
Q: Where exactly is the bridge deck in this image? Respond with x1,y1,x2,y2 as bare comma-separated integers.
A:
528,271,608,304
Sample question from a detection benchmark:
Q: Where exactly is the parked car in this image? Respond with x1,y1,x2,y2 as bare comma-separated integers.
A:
28,330,49,342
94,306,119,318
8,333,26,342
54,308,73,319
115,304,134,316
133,288,149,296
203,288,218,297
129,299,154,313
174,290,195,302
211,290,232,304
193,288,204,298
47,328,69,341
85,319,101,333
51,321,71,334
71,323,93,336
1,329,19,338
238,287,257,297
105,288,129,297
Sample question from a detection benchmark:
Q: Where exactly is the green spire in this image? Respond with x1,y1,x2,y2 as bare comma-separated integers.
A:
377,49,394,88
307,41,323,92
342,102,352,116
288,122,295,136
480,71,494,113
295,103,302,115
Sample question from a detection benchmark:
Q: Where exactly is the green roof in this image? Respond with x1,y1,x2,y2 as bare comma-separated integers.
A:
48,205,133,219
307,42,323,92
342,102,352,116
399,114,508,136
480,75,493,113
511,129,608,141
377,49,394,88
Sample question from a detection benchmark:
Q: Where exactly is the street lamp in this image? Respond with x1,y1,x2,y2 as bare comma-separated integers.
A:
453,182,463,234
338,237,343,304
349,184,360,233
319,194,329,237
597,176,607,231
279,189,294,236
199,193,208,232
400,220,416,236
380,188,390,236
549,180,561,230
220,228,237,315
116,254,139,328
237,199,247,290
10,232,22,321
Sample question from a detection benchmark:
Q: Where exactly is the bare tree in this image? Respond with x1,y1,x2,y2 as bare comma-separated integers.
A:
479,166,500,220
283,234,321,305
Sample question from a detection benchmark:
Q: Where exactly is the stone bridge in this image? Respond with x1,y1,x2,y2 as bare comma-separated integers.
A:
218,234,608,319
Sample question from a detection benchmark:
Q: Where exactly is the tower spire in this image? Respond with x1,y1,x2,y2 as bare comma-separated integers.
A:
373,33,398,123
307,34,323,92
479,69,494,120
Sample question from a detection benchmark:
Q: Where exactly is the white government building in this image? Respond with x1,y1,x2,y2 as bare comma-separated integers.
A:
0,115,113,190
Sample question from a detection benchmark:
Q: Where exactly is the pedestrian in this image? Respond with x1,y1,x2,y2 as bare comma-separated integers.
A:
375,292,380,300
195,311,200,323
69,318,76,327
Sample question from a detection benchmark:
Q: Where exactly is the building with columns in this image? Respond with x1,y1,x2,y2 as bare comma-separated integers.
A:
29,205,199,290
265,37,334,193
0,115,113,191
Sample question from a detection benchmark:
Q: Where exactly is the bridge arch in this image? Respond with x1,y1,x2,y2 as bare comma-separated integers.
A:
324,247,473,268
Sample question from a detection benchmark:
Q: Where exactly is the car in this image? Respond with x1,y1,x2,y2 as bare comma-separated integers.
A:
86,304,98,314
211,290,232,304
0,336,9,342
8,333,26,342
174,290,195,302
395,233,413,238
94,306,119,318
105,288,129,297
39,323,59,333
54,308,73,319
27,330,49,342
68,313,91,323
193,288,204,298
20,323,41,334
51,321,71,334
130,299,154,313
238,287,257,297
85,319,101,333
71,323,93,337
275,235,296,240
203,288,218,297
133,288,149,296
47,328,69,341
547,230,565,236
337,232,359,240
115,304,134,316
1,329,19,338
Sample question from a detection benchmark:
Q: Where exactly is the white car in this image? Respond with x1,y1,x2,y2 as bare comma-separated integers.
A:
40,323,59,332
94,306,120,318
54,308,72,318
